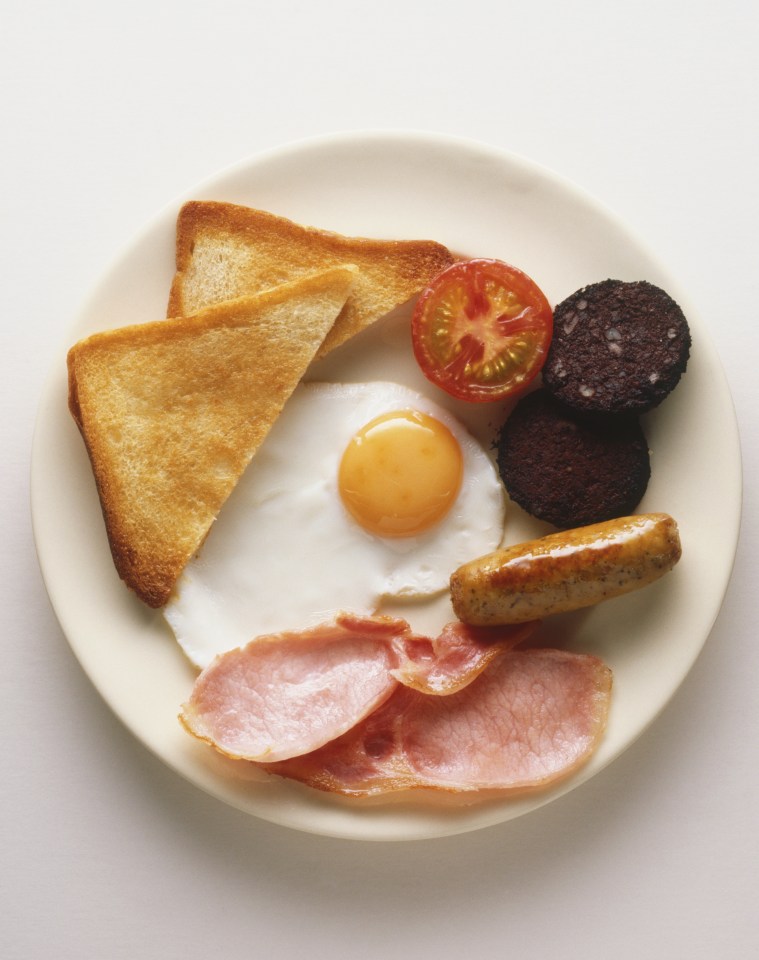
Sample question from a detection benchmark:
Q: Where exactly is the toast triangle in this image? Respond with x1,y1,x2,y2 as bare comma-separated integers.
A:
167,201,454,357
67,266,356,608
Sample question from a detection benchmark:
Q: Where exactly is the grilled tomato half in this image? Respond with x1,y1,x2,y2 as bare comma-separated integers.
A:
411,259,553,402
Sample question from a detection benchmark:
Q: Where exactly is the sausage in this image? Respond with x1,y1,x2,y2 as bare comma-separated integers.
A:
449,513,681,625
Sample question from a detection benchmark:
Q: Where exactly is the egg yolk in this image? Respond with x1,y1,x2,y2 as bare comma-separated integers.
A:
338,409,464,538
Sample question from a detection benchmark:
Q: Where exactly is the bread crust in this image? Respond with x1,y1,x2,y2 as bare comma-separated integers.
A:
68,267,356,607
168,201,454,355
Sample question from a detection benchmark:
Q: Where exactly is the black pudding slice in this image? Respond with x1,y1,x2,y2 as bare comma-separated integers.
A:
497,389,651,529
542,279,691,415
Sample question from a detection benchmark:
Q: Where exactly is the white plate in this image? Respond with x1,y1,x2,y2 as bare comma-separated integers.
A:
31,131,742,841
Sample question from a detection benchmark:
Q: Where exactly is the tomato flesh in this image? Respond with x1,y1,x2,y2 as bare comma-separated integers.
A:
411,259,553,402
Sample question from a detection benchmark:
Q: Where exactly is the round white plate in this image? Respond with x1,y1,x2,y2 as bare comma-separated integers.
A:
31,131,741,841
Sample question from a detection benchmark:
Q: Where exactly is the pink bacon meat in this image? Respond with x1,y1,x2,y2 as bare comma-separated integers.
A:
180,613,534,763
265,648,612,796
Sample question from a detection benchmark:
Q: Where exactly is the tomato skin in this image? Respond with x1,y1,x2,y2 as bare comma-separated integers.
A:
411,258,553,403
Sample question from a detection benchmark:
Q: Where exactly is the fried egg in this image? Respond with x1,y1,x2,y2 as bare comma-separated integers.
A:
164,382,506,668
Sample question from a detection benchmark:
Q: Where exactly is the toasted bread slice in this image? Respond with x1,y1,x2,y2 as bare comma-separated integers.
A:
68,266,356,608
167,201,454,357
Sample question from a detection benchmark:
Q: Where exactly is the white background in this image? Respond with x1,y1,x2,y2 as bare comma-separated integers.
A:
3,1,757,957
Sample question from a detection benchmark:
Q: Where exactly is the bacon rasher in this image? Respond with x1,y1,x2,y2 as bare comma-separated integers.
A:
265,648,612,796
180,614,534,763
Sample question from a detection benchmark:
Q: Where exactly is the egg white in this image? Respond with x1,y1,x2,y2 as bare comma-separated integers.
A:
164,382,506,668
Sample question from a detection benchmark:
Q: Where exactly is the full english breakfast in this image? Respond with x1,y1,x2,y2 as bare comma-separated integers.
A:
65,199,691,801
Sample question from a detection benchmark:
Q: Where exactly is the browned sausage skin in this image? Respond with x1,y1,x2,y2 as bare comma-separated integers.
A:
450,513,681,626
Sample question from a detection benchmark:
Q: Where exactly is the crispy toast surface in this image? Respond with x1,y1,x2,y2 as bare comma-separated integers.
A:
167,201,454,356
68,266,356,608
